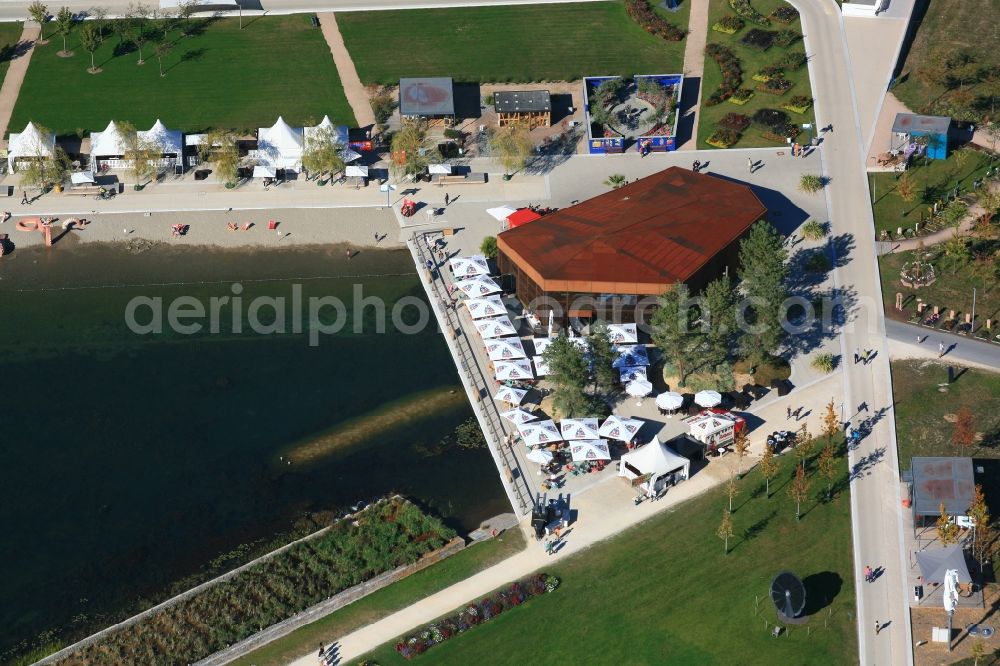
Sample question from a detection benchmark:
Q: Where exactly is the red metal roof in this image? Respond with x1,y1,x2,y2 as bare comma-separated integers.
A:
507,208,542,228
497,167,767,294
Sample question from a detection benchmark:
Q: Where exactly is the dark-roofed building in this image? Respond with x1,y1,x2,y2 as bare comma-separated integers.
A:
399,77,456,127
497,166,767,323
909,457,976,530
495,90,551,129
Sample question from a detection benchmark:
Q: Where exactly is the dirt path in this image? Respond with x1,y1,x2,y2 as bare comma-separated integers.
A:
677,0,709,151
882,182,998,253
317,13,376,129
0,22,40,144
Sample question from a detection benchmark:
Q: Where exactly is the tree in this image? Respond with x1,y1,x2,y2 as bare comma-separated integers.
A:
586,321,618,394
818,440,836,500
154,39,172,77
952,406,976,452
917,47,950,88
604,173,627,189
177,0,197,36
110,15,129,46
718,509,733,555
390,122,439,181
54,6,75,55
28,1,49,41
541,336,592,418
127,2,150,64
788,462,809,521
822,399,840,448
795,424,814,467
702,276,736,366
968,483,992,563
733,428,749,478
727,468,740,512
896,172,917,203
738,221,790,363
89,5,107,43
488,125,533,178
650,284,708,386
301,124,345,181
199,130,240,187
936,501,960,545
971,638,986,666
479,236,497,260
18,145,69,193
121,121,161,185
759,443,777,498
79,22,100,72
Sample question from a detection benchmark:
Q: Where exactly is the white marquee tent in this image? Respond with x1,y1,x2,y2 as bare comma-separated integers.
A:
138,119,183,156
619,436,690,495
257,117,304,170
90,120,133,158
7,122,55,171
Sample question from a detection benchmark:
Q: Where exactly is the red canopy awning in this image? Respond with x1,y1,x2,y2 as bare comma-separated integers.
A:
507,208,542,228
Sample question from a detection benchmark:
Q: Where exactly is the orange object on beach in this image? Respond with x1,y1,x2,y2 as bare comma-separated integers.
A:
268,219,277,230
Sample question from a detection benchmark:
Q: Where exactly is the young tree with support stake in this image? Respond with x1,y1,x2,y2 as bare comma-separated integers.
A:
79,22,101,73
952,406,976,452
968,484,992,563
54,6,75,56
488,126,533,180
127,2,151,64
199,130,240,188
759,442,777,499
788,462,809,521
937,501,960,546
818,440,836,500
154,40,172,77
727,469,739,512
301,125,345,182
121,122,161,186
733,428,749,478
718,509,733,555
28,1,49,42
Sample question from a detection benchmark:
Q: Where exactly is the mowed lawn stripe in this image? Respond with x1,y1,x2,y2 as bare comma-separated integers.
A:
338,1,689,85
9,15,355,136
0,22,24,90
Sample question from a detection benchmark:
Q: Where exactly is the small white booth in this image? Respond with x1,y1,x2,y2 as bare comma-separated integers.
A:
619,436,690,497
687,412,741,450
7,121,55,172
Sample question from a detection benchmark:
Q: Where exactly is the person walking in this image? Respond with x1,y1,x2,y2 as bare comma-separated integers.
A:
787,406,792,420
20,190,28,205
747,157,754,173
863,565,870,582
444,192,450,206
875,620,881,635
917,334,924,344
854,347,860,364
938,341,945,358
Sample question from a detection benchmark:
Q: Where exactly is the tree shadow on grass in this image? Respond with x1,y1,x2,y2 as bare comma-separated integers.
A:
165,47,207,74
742,510,777,542
113,41,137,58
803,571,843,616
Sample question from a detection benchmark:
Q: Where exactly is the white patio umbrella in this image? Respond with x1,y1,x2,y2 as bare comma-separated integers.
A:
655,391,684,418
606,323,638,344
626,379,654,406
695,390,723,408
600,415,644,442
345,165,368,177
474,316,518,339
619,366,647,383
532,337,553,356
560,418,601,441
494,359,533,381
494,385,527,405
465,295,506,319
487,205,517,221
449,255,490,277
532,355,550,377
429,163,452,174
518,419,562,447
339,148,362,163
526,448,554,465
569,439,611,462
71,170,95,184
500,408,538,425
486,337,527,361
455,277,502,297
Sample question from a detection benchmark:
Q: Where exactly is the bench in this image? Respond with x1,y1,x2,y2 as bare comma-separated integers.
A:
64,186,103,197
431,172,488,185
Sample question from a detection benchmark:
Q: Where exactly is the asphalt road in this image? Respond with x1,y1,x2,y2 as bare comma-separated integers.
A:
886,317,1000,370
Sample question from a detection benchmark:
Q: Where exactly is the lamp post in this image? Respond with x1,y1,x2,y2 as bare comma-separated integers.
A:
802,123,814,146
379,182,396,208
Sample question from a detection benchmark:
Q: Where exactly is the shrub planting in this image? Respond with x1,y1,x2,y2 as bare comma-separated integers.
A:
718,112,750,132
782,95,813,114
751,107,790,129
752,64,785,82
704,44,743,105
770,6,799,24
729,0,770,25
707,128,741,148
799,173,825,194
773,29,800,48
776,49,807,70
728,88,755,105
624,0,686,42
712,15,745,35
741,28,776,51
60,498,456,666
758,77,792,95
395,574,560,659
811,353,836,373
801,219,827,240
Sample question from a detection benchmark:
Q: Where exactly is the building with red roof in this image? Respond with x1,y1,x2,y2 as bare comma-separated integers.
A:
497,166,767,322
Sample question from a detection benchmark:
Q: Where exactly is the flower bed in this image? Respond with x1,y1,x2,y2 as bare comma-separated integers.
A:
718,112,751,132
704,43,743,105
707,128,741,148
727,88,755,105
741,28,777,51
625,0,686,42
773,30,800,48
712,15,745,34
782,95,813,114
752,64,785,82
770,6,799,24
758,77,792,95
729,0,770,25
395,573,561,659
776,49,807,70
751,107,790,130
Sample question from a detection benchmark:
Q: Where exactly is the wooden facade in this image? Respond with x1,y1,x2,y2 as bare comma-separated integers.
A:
495,91,551,129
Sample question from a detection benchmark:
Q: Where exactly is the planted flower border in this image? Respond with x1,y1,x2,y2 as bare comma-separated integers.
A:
625,0,686,42
727,88,755,105
704,43,743,106
782,95,813,114
395,574,560,659
712,15,744,34
729,0,770,26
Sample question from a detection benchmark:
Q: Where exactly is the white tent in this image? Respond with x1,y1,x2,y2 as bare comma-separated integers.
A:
606,323,638,344
500,408,538,425
619,436,690,495
304,115,335,144
339,148,362,163
695,390,723,408
619,366,647,383
526,448,554,465
252,165,277,179
600,415,644,442
612,345,649,368
465,295,506,319
138,119,182,155
345,165,369,177
449,255,490,277
560,418,600,441
474,316,518,339
532,356,550,377
429,163,452,174
90,120,133,157
518,419,562,447
494,359,533,381
569,439,611,461
257,116,304,170
486,206,517,221
455,277,501,297
494,385,527,405
486,337,527,361
70,170,95,185
7,122,55,171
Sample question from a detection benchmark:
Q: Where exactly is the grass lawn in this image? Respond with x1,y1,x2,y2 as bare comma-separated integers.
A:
363,453,856,665
0,23,24,92
891,360,1000,471
870,150,994,237
892,0,1000,115
699,0,815,149
231,529,526,666
9,16,355,136
338,1,690,85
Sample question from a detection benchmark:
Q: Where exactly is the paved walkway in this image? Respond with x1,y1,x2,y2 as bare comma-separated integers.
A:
878,182,997,253
317,13,375,128
677,0,708,151
886,318,1000,373
0,23,40,144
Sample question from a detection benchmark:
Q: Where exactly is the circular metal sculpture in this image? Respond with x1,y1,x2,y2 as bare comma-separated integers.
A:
771,571,807,622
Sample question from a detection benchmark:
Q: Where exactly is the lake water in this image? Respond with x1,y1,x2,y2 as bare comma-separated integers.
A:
0,239,508,656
